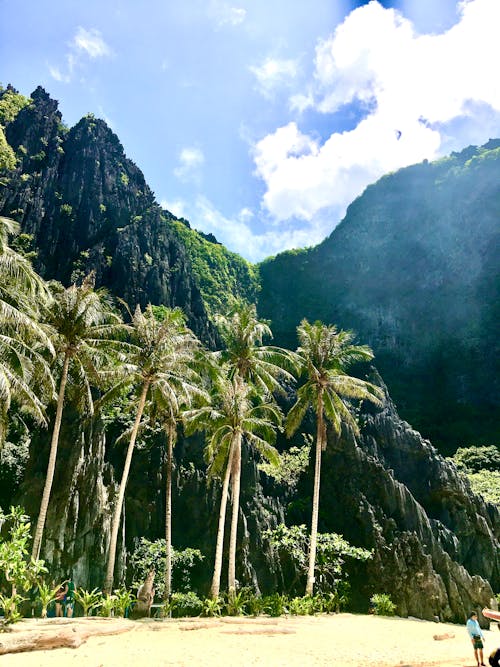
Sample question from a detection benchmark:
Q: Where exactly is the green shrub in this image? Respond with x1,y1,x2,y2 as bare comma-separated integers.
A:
201,597,223,617
170,591,203,618
263,593,289,617
370,593,396,616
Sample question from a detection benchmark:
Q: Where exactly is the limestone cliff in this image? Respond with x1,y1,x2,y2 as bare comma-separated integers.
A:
0,86,214,344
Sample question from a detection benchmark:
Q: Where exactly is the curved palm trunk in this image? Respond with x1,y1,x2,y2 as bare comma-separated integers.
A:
210,437,236,599
227,432,242,600
164,421,175,601
305,391,325,596
31,351,71,561
104,380,150,594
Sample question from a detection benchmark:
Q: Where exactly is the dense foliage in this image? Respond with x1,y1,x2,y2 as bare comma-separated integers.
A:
451,445,500,505
170,218,260,316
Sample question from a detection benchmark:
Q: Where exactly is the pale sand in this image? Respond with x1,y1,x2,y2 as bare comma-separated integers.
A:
1,613,497,667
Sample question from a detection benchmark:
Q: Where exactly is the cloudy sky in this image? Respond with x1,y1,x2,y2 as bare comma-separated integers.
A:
1,0,500,261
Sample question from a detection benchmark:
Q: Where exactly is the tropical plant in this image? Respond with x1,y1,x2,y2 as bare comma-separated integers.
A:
370,592,396,616
0,217,53,445
35,580,61,618
0,592,23,626
184,372,282,599
224,588,249,616
103,305,202,594
285,320,383,595
30,276,126,561
112,587,136,618
201,596,223,617
0,506,47,598
213,302,297,396
99,594,116,617
263,593,289,617
74,587,102,616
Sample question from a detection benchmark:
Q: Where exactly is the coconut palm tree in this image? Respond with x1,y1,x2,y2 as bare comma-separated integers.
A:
214,302,298,395
103,305,202,594
190,302,296,599
285,319,384,596
147,350,208,601
0,217,53,443
184,372,282,599
31,276,126,561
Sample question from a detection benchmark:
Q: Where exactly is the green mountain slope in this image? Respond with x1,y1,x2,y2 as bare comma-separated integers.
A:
258,141,500,453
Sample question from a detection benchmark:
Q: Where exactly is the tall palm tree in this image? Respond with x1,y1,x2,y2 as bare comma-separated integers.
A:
31,276,125,561
187,303,296,599
147,350,208,601
184,372,282,599
285,319,384,596
103,305,202,594
0,217,53,443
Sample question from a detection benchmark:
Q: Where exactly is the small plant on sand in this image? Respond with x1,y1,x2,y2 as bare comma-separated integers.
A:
0,593,23,626
113,588,136,617
224,589,248,616
263,593,289,617
201,596,223,617
99,594,117,617
74,587,102,616
36,580,62,618
370,593,396,616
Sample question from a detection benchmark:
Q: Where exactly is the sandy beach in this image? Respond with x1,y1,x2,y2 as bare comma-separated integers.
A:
1,613,496,667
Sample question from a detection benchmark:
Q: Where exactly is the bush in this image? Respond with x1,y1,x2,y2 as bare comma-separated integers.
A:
370,593,396,616
169,592,203,618
452,445,500,473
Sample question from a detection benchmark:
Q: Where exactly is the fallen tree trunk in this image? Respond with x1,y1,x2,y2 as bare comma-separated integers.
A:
0,618,136,656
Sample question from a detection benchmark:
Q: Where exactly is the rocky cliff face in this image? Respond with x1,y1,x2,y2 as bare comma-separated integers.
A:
0,86,214,344
258,144,500,453
286,377,499,620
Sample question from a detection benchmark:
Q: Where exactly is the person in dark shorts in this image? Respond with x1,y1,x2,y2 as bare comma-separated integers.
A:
467,611,486,667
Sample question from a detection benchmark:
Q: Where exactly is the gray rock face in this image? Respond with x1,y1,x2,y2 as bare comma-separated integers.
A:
315,381,499,620
0,86,214,345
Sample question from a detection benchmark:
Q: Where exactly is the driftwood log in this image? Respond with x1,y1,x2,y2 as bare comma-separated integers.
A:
0,618,136,656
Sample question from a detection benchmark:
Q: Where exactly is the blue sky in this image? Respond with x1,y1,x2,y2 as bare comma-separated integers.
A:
1,0,500,261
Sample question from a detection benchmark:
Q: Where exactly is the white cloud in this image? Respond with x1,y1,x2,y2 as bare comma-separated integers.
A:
160,198,188,219
72,27,111,58
209,1,246,27
250,58,299,98
48,26,112,83
173,147,205,182
188,197,328,262
253,0,500,224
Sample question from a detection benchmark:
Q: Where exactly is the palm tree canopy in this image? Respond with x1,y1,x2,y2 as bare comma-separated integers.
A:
184,372,282,480
214,302,299,396
286,319,384,441
0,217,54,441
43,275,129,415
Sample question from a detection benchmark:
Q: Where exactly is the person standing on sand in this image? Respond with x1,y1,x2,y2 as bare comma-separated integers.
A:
55,581,68,618
467,611,486,667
